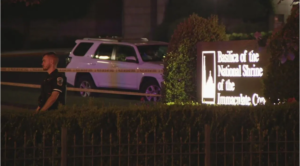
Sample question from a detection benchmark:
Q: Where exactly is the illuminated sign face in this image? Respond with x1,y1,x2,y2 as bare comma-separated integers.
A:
197,40,269,106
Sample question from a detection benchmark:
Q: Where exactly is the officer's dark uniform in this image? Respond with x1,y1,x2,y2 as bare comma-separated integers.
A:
38,69,66,110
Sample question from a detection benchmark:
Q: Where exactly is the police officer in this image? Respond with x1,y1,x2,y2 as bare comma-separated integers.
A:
36,52,66,112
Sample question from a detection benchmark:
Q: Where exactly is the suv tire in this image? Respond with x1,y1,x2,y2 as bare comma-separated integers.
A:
75,75,96,97
140,79,161,102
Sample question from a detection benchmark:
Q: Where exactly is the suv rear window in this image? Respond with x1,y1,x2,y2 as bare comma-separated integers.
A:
73,42,93,56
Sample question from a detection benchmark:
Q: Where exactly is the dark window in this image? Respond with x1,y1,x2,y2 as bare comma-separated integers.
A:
73,42,93,56
115,45,137,62
92,44,115,60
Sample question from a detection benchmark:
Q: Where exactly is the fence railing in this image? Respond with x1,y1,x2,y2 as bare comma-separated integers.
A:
2,125,299,166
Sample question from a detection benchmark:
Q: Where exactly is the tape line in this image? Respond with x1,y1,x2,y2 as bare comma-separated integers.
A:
1,82,161,97
1,67,163,73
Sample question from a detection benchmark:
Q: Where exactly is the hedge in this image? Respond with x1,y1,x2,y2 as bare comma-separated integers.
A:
2,103,298,145
2,103,298,165
2,103,299,166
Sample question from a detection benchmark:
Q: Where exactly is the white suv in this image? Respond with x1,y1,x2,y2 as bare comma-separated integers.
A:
65,37,168,101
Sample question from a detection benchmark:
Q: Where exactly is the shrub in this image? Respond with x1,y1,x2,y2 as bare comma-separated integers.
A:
162,14,227,103
227,31,272,41
228,22,269,34
263,5,299,103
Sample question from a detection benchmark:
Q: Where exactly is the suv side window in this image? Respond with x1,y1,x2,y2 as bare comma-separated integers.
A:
115,45,137,62
93,44,115,60
73,42,93,56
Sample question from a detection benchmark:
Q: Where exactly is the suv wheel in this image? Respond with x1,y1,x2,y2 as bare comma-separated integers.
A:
140,80,161,101
76,75,96,97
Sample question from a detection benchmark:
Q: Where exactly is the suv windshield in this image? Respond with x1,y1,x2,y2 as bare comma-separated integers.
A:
137,45,168,62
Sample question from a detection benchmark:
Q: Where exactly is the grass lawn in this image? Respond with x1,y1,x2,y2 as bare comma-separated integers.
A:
1,51,159,112
1,85,146,111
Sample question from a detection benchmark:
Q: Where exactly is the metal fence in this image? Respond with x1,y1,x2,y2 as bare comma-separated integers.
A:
2,125,299,166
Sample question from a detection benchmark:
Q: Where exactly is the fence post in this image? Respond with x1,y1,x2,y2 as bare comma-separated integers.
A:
205,124,211,166
61,127,67,166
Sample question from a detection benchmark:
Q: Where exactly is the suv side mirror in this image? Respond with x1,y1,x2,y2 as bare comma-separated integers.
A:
66,57,72,66
125,56,137,63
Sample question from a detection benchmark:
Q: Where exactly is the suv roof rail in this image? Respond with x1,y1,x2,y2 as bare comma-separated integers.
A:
83,38,119,42
121,37,148,41
82,36,149,42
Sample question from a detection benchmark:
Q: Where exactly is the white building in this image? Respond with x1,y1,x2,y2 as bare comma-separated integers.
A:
271,0,296,28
